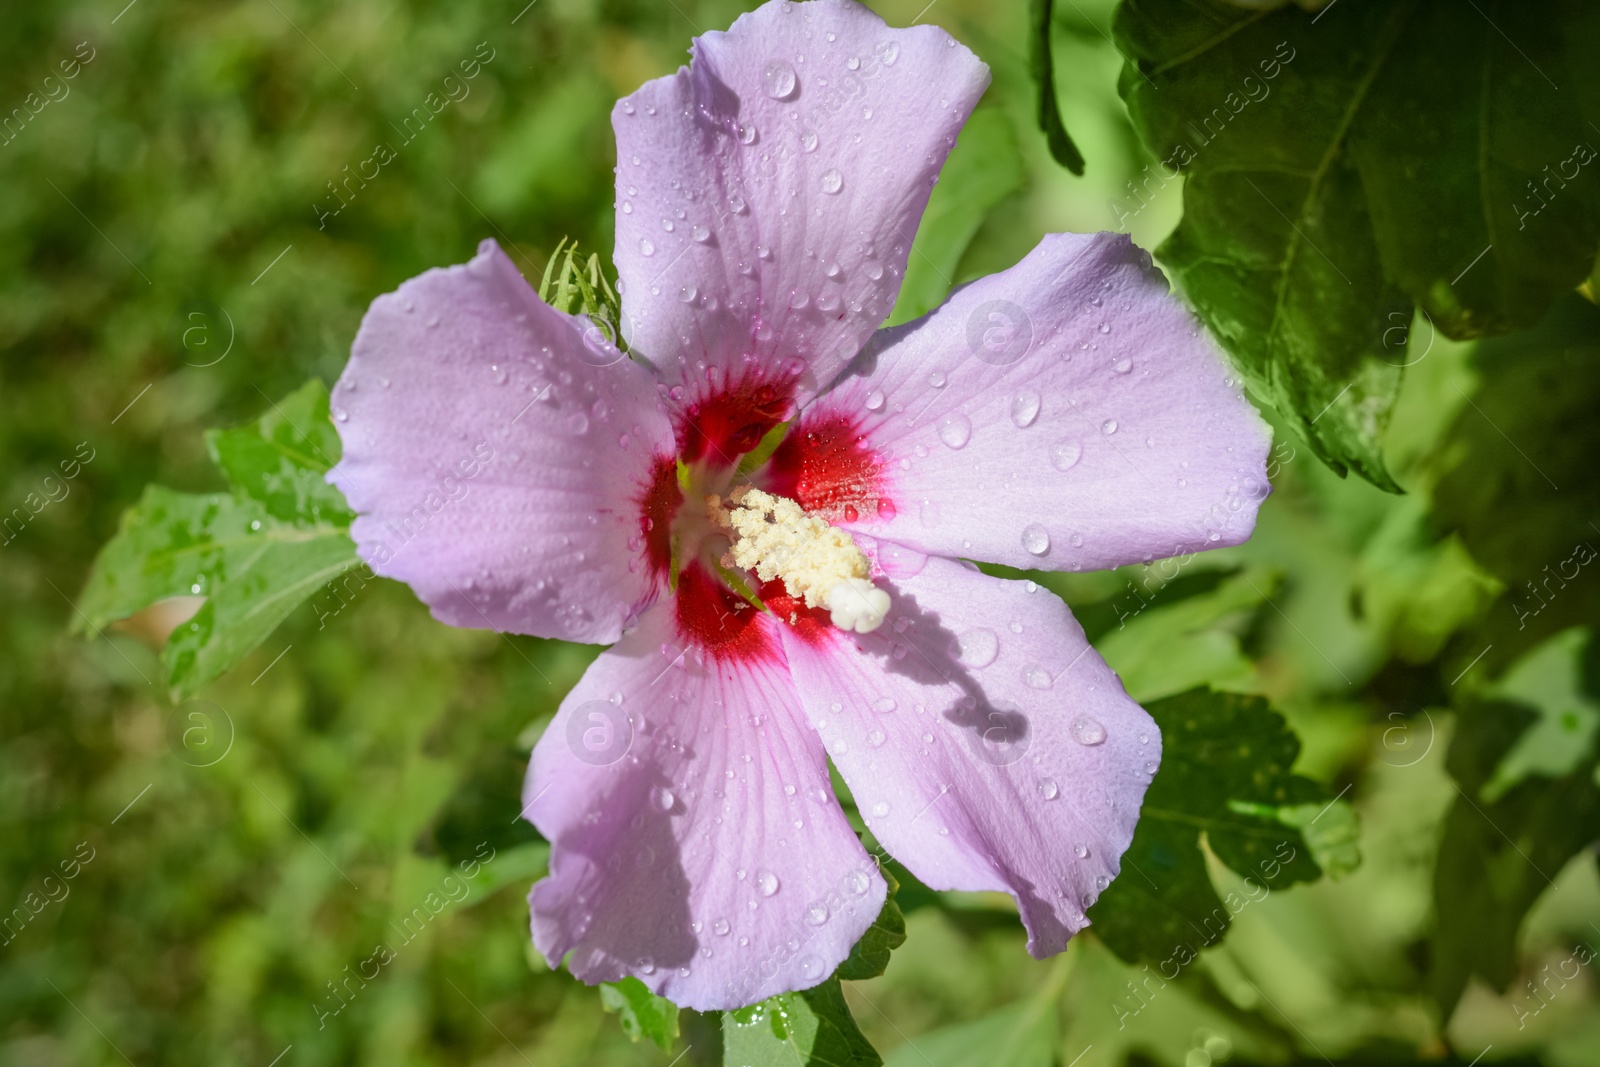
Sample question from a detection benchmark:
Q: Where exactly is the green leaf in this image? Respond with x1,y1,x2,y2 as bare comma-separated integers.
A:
1087,688,1353,965
881,998,1054,1067
722,978,880,1067
1431,294,1600,671
888,107,1026,325
1092,568,1271,701
205,379,353,525
1028,0,1085,175
835,868,906,981
1255,798,1361,880
161,518,359,696
1428,686,1600,1017
76,382,360,699
599,976,679,1052
1115,0,1600,490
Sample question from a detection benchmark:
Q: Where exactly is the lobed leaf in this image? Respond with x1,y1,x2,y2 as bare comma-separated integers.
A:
76,381,359,699
1087,688,1355,964
834,868,907,982
723,978,880,1067
1114,0,1600,489
599,976,680,1052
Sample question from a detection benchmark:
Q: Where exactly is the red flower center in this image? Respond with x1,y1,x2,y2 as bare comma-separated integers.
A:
634,374,892,661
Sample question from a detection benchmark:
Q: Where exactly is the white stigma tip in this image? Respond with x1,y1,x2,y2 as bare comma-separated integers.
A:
825,577,890,634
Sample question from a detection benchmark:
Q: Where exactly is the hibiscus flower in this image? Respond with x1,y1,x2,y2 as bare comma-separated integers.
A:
327,0,1270,1011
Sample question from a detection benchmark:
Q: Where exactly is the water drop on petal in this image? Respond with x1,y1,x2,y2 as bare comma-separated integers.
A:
1050,439,1082,471
936,413,971,449
1010,392,1041,428
1070,717,1107,746
1022,523,1050,555
955,628,999,668
763,59,798,99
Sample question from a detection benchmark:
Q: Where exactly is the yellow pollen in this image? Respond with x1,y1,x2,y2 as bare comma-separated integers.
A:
708,487,891,634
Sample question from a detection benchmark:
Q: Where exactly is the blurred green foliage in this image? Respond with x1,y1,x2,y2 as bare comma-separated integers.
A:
3,1,1599,1066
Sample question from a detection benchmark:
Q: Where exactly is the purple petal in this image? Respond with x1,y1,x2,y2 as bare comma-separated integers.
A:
612,0,989,403
777,555,1160,957
523,600,886,1010
792,232,1272,571
328,239,675,644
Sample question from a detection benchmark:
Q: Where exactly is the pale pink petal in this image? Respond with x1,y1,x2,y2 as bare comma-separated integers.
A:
766,233,1272,571
611,0,989,407
523,597,886,1011
329,239,676,645
776,554,1159,957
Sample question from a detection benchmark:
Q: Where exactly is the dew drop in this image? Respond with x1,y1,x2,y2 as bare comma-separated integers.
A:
639,238,655,257
955,628,999,668
936,412,971,449
844,869,871,895
871,800,891,818
804,901,830,926
1010,392,1041,428
867,729,887,748
820,169,844,195
864,389,885,411
1022,523,1051,556
763,60,798,100
755,870,780,897
1024,665,1053,690
1038,778,1060,801
800,129,819,153
692,225,711,243
1070,717,1107,746
714,918,731,936
1114,357,1133,374
1049,439,1082,471
1075,843,1090,859
1100,418,1118,435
